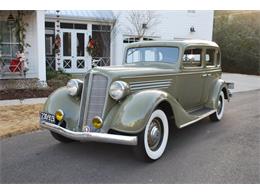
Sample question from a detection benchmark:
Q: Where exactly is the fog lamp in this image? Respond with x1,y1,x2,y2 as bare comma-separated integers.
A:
55,109,64,121
92,116,103,129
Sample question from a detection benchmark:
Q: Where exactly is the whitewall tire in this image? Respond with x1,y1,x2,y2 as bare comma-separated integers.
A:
134,109,169,161
210,91,225,121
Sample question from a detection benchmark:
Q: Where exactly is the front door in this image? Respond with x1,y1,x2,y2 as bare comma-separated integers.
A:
61,29,91,73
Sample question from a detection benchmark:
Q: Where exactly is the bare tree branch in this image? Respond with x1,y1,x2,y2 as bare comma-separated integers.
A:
126,10,160,39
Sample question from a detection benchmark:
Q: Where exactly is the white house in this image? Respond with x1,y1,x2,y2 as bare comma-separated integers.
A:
0,10,214,89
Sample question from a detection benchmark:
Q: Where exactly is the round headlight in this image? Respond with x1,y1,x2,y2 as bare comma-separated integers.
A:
66,79,81,96
109,81,129,101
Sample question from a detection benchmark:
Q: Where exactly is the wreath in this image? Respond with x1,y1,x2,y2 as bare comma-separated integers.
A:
54,34,61,53
87,35,96,56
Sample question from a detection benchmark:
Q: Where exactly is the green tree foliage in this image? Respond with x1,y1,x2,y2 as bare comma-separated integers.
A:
213,11,260,75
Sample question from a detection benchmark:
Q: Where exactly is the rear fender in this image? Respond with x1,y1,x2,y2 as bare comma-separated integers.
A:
206,79,229,109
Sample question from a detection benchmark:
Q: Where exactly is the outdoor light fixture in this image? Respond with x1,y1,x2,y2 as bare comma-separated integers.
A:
190,26,196,32
7,12,15,25
142,23,148,29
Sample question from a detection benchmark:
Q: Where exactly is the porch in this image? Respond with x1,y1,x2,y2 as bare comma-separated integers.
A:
0,10,46,87
45,10,114,73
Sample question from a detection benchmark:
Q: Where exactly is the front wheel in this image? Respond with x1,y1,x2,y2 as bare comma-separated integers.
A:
134,109,169,161
210,91,225,121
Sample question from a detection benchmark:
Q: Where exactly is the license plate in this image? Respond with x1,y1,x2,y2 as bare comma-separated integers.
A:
40,112,55,123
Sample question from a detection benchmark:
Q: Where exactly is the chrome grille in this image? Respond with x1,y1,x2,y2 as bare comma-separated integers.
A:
78,74,89,130
86,74,108,131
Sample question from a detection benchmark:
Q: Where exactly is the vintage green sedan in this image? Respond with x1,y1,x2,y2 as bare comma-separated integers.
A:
40,40,234,161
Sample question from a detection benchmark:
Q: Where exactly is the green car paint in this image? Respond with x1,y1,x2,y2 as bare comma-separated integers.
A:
43,40,231,134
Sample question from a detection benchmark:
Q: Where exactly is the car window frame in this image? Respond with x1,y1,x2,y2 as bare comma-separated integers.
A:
181,46,204,70
204,47,221,69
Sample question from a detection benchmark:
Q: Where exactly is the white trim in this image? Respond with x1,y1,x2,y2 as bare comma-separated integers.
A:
36,11,46,82
144,109,169,160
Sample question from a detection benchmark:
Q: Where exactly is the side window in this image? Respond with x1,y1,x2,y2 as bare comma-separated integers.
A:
182,48,202,68
205,49,216,67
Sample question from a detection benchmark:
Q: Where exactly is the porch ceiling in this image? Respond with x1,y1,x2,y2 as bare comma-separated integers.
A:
45,10,115,23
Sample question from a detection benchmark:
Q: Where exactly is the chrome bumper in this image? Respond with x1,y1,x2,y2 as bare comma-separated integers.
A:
40,121,138,146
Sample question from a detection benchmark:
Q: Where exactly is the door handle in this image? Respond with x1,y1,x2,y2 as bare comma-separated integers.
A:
202,74,207,77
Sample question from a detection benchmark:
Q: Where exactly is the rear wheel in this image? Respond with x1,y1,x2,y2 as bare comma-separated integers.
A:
210,91,225,121
134,109,169,161
50,131,74,143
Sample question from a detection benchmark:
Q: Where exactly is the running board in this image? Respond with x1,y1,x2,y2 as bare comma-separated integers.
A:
180,108,217,128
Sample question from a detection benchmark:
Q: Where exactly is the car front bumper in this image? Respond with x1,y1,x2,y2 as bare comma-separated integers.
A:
40,121,138,146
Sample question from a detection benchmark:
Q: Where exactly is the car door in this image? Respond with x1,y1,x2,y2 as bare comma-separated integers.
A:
203,48,222,103
176,47,207,111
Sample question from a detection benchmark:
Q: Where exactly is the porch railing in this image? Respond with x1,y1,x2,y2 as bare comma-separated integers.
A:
92,57,110,67
46,56,56,70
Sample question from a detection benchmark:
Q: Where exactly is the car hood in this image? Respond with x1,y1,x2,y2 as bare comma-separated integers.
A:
91,64,178,79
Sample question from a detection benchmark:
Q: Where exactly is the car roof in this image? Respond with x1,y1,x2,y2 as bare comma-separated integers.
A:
125,39,219,49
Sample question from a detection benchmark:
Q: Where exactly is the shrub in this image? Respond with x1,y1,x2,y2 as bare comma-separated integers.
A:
213,11,260,75
46,67,72,88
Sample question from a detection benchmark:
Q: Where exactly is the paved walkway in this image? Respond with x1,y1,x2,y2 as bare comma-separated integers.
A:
222,73,260,93
0,73,259,106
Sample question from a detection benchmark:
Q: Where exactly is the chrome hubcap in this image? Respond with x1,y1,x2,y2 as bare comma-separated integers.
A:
148,118,163,151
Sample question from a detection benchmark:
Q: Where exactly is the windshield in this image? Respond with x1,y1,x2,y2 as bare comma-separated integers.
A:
125,47,179,64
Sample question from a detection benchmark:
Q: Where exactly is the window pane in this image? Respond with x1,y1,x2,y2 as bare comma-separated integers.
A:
92,25,101,31
61,23,73,29
205,49,215,66
45,36,53,55
126,47,179,64
63,32,71,56
183,48,202,67
45,22,55,28
1,44,11,56
74,23,87,29
77,33,85,57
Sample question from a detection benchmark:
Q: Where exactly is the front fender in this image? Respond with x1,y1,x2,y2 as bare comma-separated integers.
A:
105,90,195,134
107,90,167,134
43,87,80,131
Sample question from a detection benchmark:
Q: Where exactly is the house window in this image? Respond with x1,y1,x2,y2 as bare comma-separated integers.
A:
60,23,87,30
92,25,111,32
123,36,155,43
0,21,19,62
45,22,55,29
45,35,54,56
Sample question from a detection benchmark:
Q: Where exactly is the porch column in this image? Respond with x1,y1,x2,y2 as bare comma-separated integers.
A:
36,10,46,85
